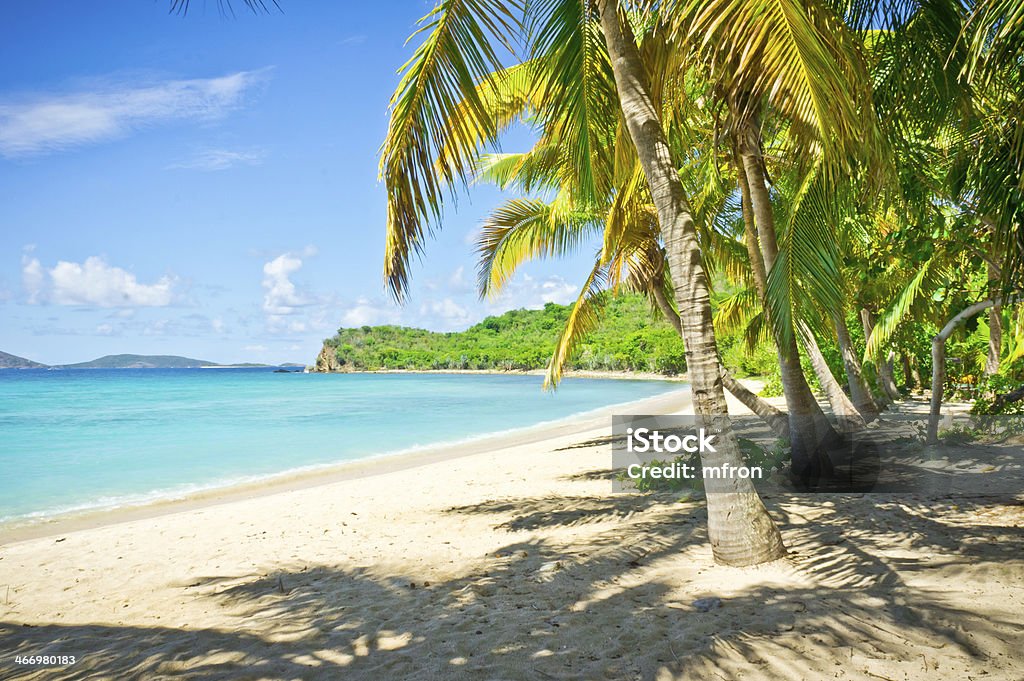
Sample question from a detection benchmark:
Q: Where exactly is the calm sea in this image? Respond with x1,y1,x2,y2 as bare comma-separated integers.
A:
0,369,679,525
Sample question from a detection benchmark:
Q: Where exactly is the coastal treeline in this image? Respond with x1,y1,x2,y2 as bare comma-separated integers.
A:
376,0,1024,566
321,294,687,373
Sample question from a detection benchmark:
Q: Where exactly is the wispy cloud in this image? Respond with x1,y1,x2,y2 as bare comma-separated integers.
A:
167,147,265,171
0,70,267,158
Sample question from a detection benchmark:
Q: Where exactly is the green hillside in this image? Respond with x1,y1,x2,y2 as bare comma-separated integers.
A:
0,350,47,369
61,354,218,369
319,294,688,374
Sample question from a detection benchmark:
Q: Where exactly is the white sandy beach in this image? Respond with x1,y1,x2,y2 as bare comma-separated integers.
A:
0,387,1022,680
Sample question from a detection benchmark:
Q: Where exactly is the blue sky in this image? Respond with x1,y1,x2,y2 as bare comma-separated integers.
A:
0,1,592,365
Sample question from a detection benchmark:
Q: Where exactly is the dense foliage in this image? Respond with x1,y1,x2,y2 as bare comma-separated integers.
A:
323,294,687,374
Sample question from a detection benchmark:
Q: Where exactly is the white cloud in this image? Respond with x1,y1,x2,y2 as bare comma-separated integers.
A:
488,274,578,313
261,253,308,315
244,344,268,353
21,255,45,304
538,276,578,305
0,70,265,157
95,323,116,336
167,147,265,171
23,255,175,308
419,297,471,329
447,265,473,295
341,297,400,327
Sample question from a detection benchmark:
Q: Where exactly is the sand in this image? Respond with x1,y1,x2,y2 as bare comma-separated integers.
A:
0,387,1021,680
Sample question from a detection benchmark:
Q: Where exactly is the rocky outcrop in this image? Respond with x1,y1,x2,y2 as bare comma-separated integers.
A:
313,344,347,373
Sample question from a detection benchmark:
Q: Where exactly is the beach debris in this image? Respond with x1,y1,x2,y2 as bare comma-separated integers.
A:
55,537,66,543
692,597,722,612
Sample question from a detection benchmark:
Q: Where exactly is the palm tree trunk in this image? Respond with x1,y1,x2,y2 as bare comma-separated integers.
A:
598,1,784,566
987,263,1002,377
797,321,867,432
900,352,915,390
929,295,1021,441
651,280,789,439
860,308,899,404
720,370,790,439
835,313,880,416
881,351,900,401
910,355,924,392
734,119,840,478
987,306,1002,376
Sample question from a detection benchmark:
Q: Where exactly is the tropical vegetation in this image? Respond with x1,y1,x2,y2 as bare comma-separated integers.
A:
377,0,1024,566
322,295,688,373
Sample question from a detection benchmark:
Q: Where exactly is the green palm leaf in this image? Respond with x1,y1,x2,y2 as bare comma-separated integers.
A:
381,0,524,301
476,196,602,297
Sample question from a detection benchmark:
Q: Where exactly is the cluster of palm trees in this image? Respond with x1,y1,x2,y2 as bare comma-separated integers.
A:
380,0,1023,566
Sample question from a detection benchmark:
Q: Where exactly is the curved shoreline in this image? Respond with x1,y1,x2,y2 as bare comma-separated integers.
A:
0,385,693,546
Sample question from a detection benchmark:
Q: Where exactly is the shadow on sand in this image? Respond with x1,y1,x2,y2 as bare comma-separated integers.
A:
2,443,1022,680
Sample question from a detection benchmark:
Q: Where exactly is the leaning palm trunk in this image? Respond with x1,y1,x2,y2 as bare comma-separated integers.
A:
835,313,880,416
720,370,790,439
928,295,1020,442
734,122,841,478
599,0,784,566
797,321,867,432
651,279,789,439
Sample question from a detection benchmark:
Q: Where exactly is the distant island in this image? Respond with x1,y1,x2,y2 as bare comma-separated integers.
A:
0,350,47,369
313,294,686,374
61,354,219,369
0,353,305,370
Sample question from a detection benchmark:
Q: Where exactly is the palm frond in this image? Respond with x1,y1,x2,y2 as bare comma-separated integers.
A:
544,261,610,389
671,0,879,174
527,0,618,206
863,256,935,359
476,196,602,297
381,0,524,301
765,161,845,345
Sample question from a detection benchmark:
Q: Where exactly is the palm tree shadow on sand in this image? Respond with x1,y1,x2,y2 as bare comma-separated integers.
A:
2,487,1021,680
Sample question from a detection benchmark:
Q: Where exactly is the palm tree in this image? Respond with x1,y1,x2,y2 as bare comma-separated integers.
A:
380,0,785,566
663,0,891,476
595,0,785,564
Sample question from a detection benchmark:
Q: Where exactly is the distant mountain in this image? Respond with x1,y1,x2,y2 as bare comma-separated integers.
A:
0,351,48,369
60,354,218,369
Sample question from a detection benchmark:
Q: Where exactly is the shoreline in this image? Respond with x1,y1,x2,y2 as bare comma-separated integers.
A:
2,389,1020,679
310,367,691,381
0,385,694,546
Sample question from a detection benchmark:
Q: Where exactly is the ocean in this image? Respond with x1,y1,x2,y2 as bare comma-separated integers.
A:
0,368,679,525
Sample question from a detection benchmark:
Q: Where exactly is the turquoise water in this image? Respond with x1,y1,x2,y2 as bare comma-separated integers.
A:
0,369,679,524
